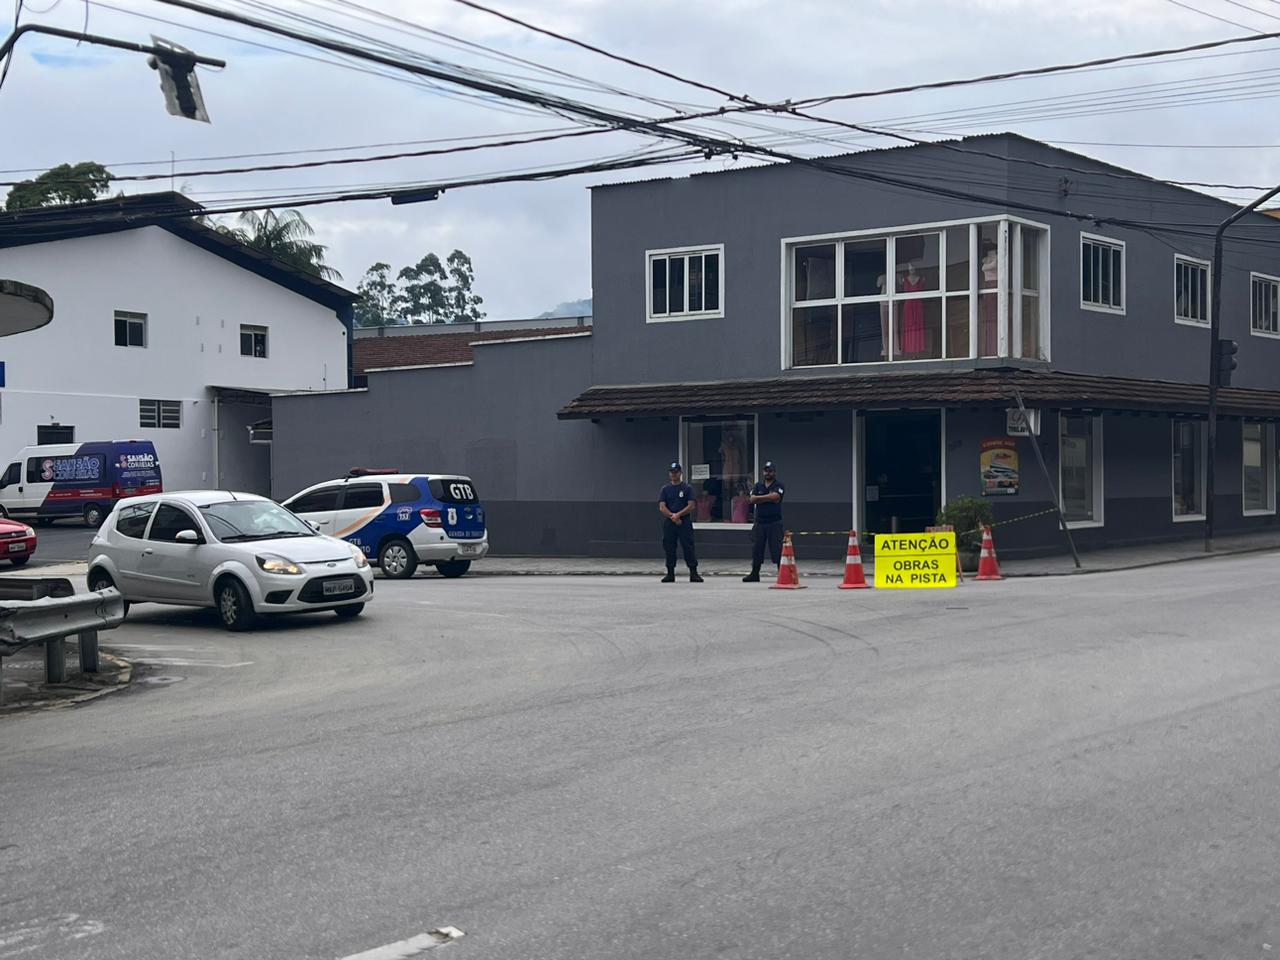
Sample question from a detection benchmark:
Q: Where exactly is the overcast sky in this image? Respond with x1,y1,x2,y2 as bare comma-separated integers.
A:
2,0,1279,318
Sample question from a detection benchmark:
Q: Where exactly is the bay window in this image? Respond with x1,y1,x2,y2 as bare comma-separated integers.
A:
785,217,1048,367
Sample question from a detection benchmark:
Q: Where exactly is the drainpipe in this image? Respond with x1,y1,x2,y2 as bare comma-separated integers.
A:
212,394,220,488
1206,184,1280,552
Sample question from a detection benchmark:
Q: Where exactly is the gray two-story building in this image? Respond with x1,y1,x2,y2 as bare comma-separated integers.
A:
273,133,1280,560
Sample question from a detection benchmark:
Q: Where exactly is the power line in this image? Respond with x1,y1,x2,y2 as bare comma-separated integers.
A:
1161,0,1261,31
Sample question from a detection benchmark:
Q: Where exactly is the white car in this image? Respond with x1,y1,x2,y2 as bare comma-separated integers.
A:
87,491,374,631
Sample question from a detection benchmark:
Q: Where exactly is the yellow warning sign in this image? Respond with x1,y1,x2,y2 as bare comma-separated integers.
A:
874,532,958,589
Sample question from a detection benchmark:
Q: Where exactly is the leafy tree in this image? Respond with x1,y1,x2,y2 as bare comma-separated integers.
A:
397,253,449,325
218,209,341,281
5,161,112,211
352,249,486,325
354,262,398,327
445,249,485,324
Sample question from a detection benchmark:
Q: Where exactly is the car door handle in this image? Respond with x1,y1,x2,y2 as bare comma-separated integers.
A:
143,548,154,555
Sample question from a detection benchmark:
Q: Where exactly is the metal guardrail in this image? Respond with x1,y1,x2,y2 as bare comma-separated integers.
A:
0,582,127,701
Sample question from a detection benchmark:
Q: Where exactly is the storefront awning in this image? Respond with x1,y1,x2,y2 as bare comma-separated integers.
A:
558,368,1280,420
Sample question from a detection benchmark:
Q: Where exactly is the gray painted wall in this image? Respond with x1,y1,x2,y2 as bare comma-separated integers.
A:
217,399,272,495
591,134,1280,391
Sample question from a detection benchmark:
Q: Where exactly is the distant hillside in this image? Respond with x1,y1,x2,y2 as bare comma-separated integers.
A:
537,297,592,319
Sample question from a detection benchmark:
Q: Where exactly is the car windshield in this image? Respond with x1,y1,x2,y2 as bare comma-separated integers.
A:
200,500,316,543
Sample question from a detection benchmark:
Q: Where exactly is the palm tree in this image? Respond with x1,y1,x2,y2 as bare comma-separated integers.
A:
219,209,342,281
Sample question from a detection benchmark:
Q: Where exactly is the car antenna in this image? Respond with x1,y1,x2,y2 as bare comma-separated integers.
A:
226,490,239,500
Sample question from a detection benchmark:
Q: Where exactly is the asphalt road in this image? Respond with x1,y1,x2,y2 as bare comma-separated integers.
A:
19,522,97,565
3,558,1279,960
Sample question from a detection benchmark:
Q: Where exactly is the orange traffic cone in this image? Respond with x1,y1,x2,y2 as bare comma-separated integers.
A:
770,532,806,590
838,530,870,589
975,525,1003,581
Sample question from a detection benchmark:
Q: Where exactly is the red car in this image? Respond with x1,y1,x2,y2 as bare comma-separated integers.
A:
0,517,37,566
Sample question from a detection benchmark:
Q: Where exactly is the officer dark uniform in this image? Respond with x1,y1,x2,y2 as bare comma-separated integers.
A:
743,460,785,582
658,462,702,583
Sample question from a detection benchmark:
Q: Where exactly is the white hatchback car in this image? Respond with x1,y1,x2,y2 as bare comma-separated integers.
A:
87,491,375,631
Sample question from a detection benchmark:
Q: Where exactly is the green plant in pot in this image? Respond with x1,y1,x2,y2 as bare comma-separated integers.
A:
937,495,995,572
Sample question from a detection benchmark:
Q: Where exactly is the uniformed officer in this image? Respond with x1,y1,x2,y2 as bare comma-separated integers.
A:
742,460,785,582
658,462,702,583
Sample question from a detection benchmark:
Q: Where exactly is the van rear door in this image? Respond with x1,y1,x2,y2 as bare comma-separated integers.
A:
111,442,162,497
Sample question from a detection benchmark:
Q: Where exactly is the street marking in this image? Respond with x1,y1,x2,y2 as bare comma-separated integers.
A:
0,914,105,958
338,927,465,960
130,658,255,668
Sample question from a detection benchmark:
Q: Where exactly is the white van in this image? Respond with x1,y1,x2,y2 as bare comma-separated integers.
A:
0,439,163,526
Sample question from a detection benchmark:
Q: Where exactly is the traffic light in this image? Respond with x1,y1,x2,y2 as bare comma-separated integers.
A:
1216,338,1239,386
147,36,209,123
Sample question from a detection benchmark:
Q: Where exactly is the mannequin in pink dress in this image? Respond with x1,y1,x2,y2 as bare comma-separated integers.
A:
980,244,999,356
898,265,926,357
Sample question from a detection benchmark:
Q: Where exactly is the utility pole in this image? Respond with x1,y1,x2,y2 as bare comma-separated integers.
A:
1205,184,1280,552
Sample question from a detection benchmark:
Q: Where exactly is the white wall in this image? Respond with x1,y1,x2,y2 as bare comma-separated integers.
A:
0,226,349,489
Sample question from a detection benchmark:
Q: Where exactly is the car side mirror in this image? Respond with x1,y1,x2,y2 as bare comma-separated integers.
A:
175,529,200,544
306,520,320,532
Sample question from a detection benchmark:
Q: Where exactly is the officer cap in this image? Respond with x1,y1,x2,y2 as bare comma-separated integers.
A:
669,461,682,471
763,460,776,470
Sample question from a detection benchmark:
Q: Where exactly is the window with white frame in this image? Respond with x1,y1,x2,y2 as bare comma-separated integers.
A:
1081,234,1124,313
1172,419,1206,520
1251,273,1280,336
1174,255,1210,326
648,246,722,321
139,399,181,429
114,310,147,348
240,324,268,358
1060,414,1103,526
680,416,755,525
1243,422,1276,515
785,218,1048,367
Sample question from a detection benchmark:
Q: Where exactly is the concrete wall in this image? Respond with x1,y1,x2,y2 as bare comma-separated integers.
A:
0,226,350,489
216,399,272,495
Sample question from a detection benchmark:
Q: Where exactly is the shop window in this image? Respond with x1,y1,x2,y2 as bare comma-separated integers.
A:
785,217,1048,367
1174,255,1210,327
648,246,723,321
1251,274,1280,337
681,417,756,525
1060,414,1103,526
1243,423,1276,515
1081,233,1125,314
1172,419,1206,521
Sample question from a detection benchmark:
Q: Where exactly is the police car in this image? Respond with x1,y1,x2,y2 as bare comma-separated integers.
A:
282,470,488,579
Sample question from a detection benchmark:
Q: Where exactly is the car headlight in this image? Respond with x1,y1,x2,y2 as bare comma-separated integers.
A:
256,554,302,575
350,544,369,569
22,526,33,537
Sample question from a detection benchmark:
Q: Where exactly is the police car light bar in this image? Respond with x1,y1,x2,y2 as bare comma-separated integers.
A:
347,467,399,477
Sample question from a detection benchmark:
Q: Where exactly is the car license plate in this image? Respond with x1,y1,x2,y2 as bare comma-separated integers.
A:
458,544,480,555
322,578,355,597
7,542,27,553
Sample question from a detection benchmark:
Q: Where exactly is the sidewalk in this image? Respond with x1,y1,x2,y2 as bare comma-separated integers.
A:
10,530,1280,583
0,642,132,712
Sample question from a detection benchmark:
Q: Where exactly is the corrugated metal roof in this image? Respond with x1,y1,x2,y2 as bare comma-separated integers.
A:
558,368,1280,419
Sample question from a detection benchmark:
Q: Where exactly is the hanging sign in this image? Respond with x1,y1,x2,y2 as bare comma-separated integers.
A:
981,438,1020,496
874,532,958,589
1006,408,1040,436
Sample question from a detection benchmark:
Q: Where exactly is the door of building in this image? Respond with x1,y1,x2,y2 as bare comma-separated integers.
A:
862,412,941,535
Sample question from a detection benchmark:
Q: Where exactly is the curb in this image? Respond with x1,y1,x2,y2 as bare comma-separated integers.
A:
0,652,133,715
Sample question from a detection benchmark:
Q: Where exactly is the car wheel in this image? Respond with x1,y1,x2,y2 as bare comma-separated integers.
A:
435,559,471,579
83,504,105,528
377,538,418,579
0,506,8,519
216,577,258,632
35,517,53,527
88,569,129,617
334,603,364,620
9,555,29,567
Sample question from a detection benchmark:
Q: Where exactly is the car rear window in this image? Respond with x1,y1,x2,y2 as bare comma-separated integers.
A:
390,483,420,504
428,478,478,503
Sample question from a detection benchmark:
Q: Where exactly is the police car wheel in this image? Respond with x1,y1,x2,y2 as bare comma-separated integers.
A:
378,538,418,579
436,560,471,579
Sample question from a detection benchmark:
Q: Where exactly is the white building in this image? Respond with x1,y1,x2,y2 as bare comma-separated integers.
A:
0,193,355,495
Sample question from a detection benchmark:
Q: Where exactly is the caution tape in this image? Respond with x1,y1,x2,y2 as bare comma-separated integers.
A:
781,507,1063,540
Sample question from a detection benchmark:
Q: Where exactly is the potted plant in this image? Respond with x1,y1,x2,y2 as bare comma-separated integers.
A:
937,495,995,572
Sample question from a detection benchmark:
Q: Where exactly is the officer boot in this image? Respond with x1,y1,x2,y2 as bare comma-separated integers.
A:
742,568,760,583
661,568,676,583
689,568,704,583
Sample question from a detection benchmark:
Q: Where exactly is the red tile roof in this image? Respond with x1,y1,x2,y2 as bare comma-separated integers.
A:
354,327,588,374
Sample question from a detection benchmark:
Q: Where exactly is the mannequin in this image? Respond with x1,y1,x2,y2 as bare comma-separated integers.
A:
980,242,998,356
877,273,889,359
898,261,925,357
